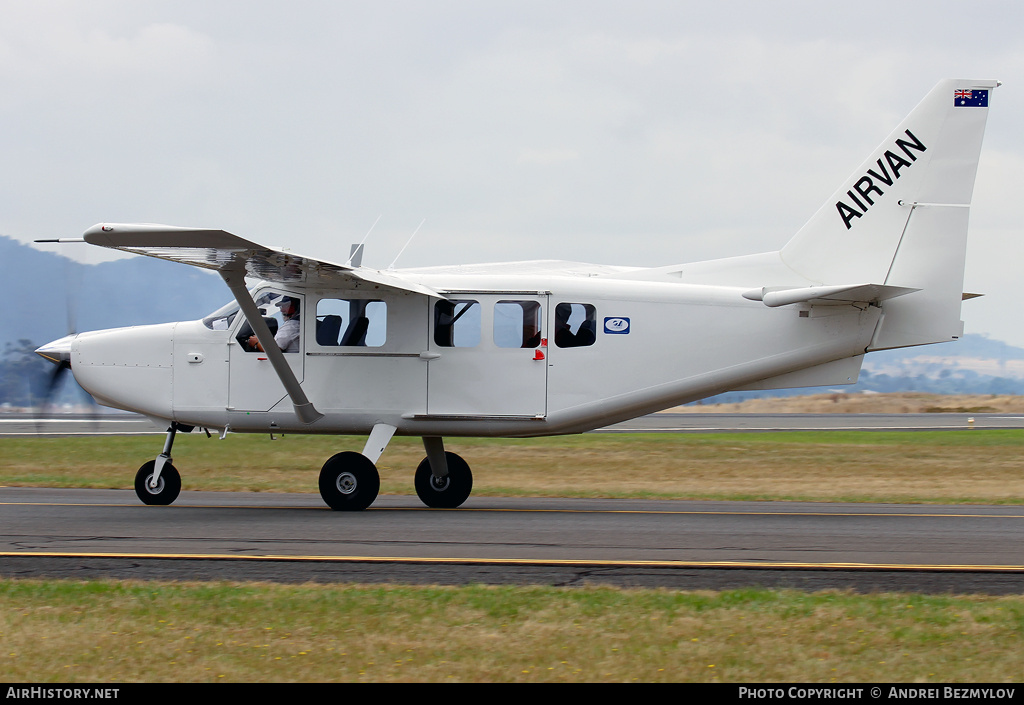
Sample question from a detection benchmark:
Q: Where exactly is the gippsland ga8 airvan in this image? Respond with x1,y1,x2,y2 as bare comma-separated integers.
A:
35,78,999,511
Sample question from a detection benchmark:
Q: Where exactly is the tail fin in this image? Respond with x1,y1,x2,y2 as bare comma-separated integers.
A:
780,78,998,350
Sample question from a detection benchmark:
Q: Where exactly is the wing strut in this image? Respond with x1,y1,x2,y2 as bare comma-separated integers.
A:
220,266,323,425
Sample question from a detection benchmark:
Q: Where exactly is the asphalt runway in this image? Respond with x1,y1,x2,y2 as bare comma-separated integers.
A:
2,487,1022,593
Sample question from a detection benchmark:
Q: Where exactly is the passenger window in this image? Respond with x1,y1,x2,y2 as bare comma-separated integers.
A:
316,299,386,347
434,300,480,347
554,303,596,348
494,301,542,348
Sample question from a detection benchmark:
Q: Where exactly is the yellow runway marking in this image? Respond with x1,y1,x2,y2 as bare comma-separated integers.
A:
1,551,1022,572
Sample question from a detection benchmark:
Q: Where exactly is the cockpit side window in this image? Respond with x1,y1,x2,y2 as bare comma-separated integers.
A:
235,291,302,353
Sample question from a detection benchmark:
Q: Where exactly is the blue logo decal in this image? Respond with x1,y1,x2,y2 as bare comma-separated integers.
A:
604,317,630,334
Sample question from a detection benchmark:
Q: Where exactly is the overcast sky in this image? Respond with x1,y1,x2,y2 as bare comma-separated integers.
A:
3,1,1023,345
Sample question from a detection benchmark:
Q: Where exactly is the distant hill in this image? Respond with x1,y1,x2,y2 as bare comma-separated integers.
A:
0,235,229,407
860,335,1024,391
0,235,228,350
909,335,1024,361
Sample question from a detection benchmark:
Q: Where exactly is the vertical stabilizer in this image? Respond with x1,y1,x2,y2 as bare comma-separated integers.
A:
779,78,997,350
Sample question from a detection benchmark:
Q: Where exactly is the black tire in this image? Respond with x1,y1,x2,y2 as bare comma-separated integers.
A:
414,452,473,508
134,460,182,506
319,452,380,511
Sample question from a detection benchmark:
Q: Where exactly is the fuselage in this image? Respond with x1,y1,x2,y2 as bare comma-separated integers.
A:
62,264,880,438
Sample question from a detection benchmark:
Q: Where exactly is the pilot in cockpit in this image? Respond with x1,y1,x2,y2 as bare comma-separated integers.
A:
248,296,301,353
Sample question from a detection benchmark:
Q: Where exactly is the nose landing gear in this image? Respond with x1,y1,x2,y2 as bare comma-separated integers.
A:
134,459,181,505
133,422,186,506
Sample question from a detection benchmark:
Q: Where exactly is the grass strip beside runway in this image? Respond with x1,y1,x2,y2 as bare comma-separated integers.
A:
1,430,1023,504
1,579,1022,683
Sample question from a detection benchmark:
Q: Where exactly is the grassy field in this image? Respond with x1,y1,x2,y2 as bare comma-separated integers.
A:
1,429,1023,503
2,580,1022,683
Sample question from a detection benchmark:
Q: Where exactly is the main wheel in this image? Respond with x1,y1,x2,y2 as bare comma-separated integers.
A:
134,460,182,506
414,452,473,508
319,451,380,511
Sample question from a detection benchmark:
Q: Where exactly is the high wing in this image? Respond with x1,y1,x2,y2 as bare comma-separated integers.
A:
82,223,443,298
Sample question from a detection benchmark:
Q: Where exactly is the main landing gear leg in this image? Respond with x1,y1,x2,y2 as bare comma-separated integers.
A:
415,436,473,509
134,423,183,506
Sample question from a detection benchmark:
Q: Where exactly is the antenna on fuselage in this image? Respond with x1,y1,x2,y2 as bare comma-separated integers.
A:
345,214,382,268
388,219,426,270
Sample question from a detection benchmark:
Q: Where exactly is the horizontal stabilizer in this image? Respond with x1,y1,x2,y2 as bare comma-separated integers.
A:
742,283,919,308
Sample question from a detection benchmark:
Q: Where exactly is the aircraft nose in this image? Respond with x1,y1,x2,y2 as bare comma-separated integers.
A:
35,334,76,366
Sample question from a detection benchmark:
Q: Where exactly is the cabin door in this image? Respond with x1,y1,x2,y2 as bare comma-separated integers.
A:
426,293,548,417
227,290,305,412
302,292,428,417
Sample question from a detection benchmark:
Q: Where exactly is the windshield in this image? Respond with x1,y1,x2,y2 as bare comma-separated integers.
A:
202,291,298,331
202,300,240,330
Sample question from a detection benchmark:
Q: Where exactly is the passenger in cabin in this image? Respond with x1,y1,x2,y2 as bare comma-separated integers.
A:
523,319,541,348
554,314,574,348
248,296,301,353
554,302,597,348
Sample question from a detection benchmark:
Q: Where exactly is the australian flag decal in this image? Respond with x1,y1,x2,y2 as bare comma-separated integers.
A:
954,89,989,107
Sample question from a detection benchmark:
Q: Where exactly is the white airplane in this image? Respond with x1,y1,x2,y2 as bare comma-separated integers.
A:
36,78,999,510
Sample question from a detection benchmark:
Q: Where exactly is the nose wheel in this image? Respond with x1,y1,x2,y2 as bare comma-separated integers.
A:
134,423,185,505
134,460,181,505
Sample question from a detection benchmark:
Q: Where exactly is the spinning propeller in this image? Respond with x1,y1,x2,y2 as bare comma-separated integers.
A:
32,258,98,426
